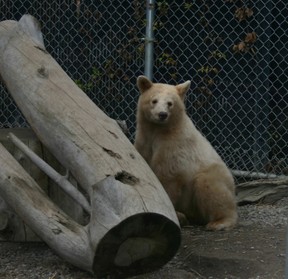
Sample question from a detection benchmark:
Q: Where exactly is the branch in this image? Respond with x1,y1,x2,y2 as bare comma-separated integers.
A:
232,169,288,180
8,132,91,213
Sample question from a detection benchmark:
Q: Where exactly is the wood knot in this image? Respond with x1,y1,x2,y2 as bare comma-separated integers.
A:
129,153,135,159
37,66,48,78
115,171,139,186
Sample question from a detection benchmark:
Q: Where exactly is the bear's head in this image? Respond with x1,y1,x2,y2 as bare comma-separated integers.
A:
136,75,191,125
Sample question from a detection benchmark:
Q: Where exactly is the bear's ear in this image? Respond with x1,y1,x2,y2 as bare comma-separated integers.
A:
137,75,153,94
176,80,191,99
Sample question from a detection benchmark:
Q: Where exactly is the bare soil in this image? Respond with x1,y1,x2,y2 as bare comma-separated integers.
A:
0,200,287,279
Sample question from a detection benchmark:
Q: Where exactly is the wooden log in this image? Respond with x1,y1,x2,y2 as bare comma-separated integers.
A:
90,176,181,276
0,128,85,241
0,143,180,276
0,128,48,193
0,15,180,276
0,128,47,241
237,178,288,204
8,132,91,213
0,143,93,271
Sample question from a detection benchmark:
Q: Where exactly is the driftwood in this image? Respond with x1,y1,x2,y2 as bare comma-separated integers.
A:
237,177,288,204
8,132,91,213
232,169,288,180
0,128,86,241
0,15,180,277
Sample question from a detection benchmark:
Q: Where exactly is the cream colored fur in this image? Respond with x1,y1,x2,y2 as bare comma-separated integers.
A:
134,76,238,230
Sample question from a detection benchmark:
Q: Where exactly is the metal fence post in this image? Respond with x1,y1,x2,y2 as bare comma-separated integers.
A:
144,0,155,80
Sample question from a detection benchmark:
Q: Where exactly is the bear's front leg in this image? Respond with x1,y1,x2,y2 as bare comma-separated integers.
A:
192,165,238,231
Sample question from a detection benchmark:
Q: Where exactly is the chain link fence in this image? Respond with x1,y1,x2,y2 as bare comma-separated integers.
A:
153,0,288,180
0,0,145,132
0,0,287,180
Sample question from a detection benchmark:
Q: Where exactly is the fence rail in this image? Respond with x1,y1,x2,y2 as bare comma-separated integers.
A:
0,0,287,181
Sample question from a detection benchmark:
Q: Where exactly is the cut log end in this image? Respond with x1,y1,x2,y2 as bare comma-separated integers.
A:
92,213,181,278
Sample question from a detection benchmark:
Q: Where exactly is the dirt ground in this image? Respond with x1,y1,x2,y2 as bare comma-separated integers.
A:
0,200,287,279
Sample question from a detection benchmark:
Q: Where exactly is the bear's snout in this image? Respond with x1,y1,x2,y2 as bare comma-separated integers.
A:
158,111,168,121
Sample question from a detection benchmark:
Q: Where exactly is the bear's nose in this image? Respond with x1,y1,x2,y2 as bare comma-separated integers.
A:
158,111,168,120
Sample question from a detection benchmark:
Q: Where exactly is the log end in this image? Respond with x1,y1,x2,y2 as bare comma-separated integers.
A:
92,213,181,278
19,14,45,50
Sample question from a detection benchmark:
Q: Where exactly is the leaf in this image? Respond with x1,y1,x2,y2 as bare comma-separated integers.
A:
235,7,254,22
245,32,257,44
245,7,254,18
238,42,246,52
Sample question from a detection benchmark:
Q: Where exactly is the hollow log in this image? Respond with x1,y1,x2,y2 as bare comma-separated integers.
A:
0,15,180,277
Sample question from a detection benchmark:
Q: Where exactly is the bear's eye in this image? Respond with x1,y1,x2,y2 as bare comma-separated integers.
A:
167,101,173,107
152,99,158,104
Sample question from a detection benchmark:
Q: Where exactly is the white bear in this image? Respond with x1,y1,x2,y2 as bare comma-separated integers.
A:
134,76,238,230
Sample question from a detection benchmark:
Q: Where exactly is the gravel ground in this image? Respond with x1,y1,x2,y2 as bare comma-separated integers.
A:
238,197,288,227
0,198,287,279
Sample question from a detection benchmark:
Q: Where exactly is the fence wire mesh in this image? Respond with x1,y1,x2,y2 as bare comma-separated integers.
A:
0,0,287,180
